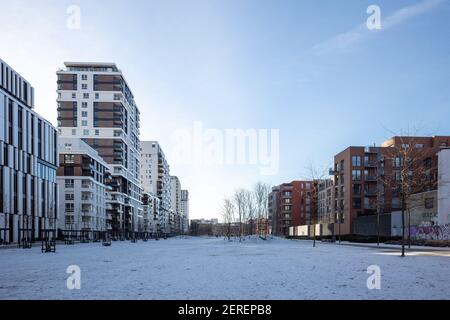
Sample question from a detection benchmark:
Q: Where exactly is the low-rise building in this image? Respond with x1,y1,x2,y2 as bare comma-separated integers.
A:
57,137,109,240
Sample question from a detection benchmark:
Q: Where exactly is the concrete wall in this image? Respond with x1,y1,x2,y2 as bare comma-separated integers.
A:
438,149,450,225
352,214,391,236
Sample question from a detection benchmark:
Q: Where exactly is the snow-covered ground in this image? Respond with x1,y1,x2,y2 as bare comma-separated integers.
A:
0,236,449,300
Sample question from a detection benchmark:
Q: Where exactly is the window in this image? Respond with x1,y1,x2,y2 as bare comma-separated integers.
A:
82,102,88,108
82,120,88,126
415,144,424,149
83,129,89,135
71,129,76,135
352,170,361,181
65,203,74,213
425,198,434,209
352,156,361,167
83,93,89,99
65,193,74,201
65,179,74,188
424,157,432,169
352,198,361,209
402,144,410,149
95,93,99,99
72,93,76,99
352,184,361,195
393,157,403,168
82,74,88,80
82,111,88,117
82,84,88,90
95,129,99,136
64,154,75,163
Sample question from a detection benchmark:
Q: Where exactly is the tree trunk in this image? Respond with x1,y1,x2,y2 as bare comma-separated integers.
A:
401,196,406,257
377,210,380,247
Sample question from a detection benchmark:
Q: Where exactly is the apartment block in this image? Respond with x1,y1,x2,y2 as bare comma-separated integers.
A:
318,179,334,225
142,190,160,237
180,189,189,234
56,62,142,238
140,141,171,235
57,137,109,240
270,181,315,236
0,58,58,244
170,175,181,234
333,136,450,236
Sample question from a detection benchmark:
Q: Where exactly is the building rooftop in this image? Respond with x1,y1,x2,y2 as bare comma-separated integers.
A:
63,62,119,72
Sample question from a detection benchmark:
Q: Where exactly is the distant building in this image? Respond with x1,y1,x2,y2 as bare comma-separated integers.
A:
269,181,315,236
0,58,58,244
190,218,219,236
140,141,171,235
181,190,189,234
142,191,160,237
170,175,181,234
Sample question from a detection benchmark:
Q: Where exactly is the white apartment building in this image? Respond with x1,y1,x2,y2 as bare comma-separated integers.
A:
438,148,450,225
170,175,181,234
140,141,171,235
181,189,189,234
57,62,142,238
142,191,160,237
57,137,109,240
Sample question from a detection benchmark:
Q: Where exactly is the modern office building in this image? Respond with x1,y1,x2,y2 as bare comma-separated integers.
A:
140,141,171,235
56,137,109,240
57,62,142,238
0,58,58,244
180,189,189,234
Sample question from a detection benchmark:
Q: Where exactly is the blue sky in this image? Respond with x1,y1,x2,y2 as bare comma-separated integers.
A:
1,0,449,219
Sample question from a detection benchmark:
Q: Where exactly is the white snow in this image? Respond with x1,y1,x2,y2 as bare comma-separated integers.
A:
0,236,449,300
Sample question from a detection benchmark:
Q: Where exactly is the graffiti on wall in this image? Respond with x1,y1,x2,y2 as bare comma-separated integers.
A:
410,222,450,241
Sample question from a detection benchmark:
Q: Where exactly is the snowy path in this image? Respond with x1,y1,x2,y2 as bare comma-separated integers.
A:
0,237,448,300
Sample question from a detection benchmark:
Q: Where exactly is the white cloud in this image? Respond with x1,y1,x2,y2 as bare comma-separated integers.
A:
310,0,445,55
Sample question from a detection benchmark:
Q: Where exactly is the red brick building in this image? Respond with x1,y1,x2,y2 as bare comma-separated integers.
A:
333,136,450,236
270,181,315,236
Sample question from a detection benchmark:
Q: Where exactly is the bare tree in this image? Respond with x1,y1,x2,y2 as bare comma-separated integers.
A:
303,163,329,248
380,131,439,257
243,190,257,236
233,189,247,242
221,198,235,241
254,182,271,239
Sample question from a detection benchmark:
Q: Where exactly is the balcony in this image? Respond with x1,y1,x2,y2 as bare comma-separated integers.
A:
364,175,377,182
364,160,377,167
364,203,377,210
364,189,377,196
